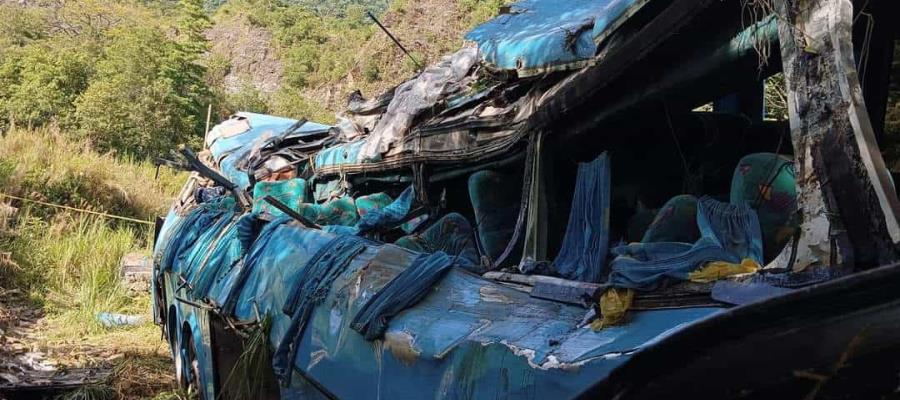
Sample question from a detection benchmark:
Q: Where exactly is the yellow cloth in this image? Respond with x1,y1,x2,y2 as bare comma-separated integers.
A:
688,258,760,283
591,259,759,331
591,288,634,331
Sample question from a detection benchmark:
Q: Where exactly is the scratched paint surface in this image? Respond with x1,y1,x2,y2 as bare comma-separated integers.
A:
160,215,721,399
154,204,723,399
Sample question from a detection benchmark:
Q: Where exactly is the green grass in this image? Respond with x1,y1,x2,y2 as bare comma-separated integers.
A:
0,127,186,397
54,385,116,400
222,316,272,399
11,209,143,330
0,125,184,220
0,126,185,330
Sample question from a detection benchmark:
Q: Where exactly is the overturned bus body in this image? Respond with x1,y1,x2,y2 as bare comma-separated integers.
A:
152,0,900,398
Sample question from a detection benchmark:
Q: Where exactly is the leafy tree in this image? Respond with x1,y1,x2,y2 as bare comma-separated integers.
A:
271,88,334,124
0,4,48,50
170,0,214,134
74,26,202,157
0,42,93,127
178,0,212,55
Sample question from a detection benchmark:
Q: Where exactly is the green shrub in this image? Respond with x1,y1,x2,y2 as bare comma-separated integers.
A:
225,81,272,114
74,26,205,157
0,41,93,128
363,62,381,82
0,4,48,49
271,88,335,124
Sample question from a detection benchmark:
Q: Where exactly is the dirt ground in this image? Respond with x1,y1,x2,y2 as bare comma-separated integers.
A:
0,287,180,400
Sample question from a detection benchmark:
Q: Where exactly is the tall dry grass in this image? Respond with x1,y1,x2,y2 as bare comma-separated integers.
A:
8,209,140,326
0,125,186,333
0,125,184,220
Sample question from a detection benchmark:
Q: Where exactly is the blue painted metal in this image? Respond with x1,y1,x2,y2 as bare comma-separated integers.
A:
208,112,331,189
169,211,723,398
208,113,327,161
465,0,643,76
314,140,366,170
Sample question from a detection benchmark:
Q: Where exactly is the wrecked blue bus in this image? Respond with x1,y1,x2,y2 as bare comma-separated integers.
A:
152,0,900,398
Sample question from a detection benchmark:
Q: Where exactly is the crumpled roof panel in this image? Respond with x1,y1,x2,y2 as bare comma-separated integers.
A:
208,112,330,162
465,0,643,76
207,112,331,189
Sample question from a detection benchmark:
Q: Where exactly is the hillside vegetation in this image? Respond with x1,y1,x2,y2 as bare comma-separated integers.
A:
0,0,505,321
0,0,506,147
208,0,508,122
0,0,213,158
0,126,186,399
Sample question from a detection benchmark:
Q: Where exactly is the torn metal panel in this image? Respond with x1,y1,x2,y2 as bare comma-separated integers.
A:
209,112,331,190
357,47,479,161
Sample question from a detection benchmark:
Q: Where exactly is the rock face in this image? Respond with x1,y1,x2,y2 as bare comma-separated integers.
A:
202,0,475,112
206,13,284,94
121,252,152,295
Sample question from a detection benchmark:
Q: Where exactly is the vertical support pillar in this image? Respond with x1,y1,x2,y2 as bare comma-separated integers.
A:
776,0,900,268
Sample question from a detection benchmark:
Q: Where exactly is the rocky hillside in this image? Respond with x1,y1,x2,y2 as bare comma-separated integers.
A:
206,11,283,94
205,0,504,121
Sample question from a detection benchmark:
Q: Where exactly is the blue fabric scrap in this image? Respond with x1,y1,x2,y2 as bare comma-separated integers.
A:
350,251,473,341
190,213,260,299
220,216,294,316
551,153,610,283
696,198,763,263
161,198,236,273
608,197,762,291
272,235,370,386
